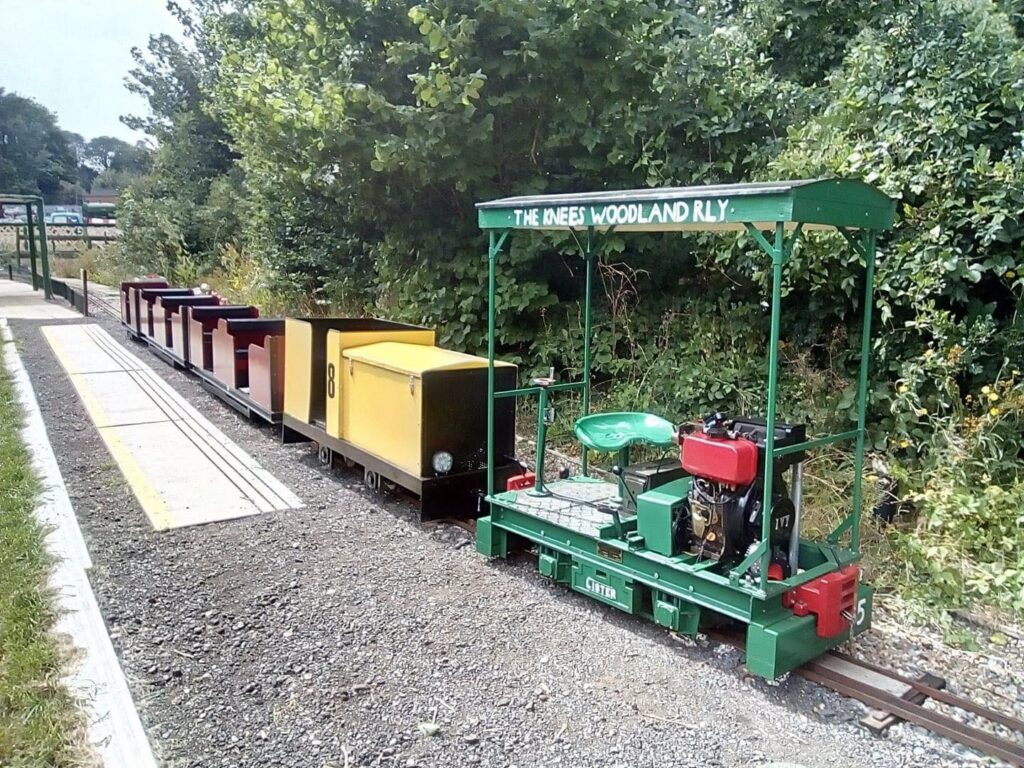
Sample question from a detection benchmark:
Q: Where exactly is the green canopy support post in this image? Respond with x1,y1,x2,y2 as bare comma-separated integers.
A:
36,200,52,300
486,229,509,499
25,203,39,291
759,221,787,594
848,229,877,555
581,226,595,477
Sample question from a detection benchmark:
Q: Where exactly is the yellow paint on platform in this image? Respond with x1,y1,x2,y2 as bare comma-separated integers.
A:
42,323,303,530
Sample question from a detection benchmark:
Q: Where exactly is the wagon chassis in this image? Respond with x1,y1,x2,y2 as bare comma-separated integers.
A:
281,413,519,520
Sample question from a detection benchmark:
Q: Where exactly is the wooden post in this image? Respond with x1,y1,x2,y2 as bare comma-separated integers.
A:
80,268,89,317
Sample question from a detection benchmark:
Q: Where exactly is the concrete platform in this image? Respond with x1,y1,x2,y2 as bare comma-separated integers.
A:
0,278,80,319
41,322,303,530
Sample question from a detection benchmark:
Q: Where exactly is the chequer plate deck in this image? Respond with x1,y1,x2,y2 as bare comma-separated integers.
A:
42,323,303,530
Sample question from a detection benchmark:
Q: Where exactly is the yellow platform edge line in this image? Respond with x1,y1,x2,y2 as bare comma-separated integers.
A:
41,326,175,531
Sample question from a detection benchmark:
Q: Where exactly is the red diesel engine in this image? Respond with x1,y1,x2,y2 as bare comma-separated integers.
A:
676,413,806,574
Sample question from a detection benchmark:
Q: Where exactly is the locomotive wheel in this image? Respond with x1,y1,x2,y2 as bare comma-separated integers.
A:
363,468,381,492
317,445,332,466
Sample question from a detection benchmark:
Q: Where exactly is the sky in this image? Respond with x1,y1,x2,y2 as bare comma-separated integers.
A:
0,0,185,145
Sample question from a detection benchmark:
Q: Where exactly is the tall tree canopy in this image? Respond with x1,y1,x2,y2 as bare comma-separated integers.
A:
0,89,79,199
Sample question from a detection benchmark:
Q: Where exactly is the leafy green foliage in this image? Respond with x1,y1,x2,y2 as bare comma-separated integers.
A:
117,0,1024,615
0,354,87,766
888,342,1024,611
0,90,79,200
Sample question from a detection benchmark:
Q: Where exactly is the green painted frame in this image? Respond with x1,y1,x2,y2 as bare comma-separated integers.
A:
1,193,52,300
478,178,895,596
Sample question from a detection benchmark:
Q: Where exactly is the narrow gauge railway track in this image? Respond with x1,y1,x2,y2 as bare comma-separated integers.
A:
84,290,120,321
699,627,1024,766
802,651,1024,767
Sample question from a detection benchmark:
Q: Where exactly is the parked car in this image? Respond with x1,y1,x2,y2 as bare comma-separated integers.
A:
45,212,84,225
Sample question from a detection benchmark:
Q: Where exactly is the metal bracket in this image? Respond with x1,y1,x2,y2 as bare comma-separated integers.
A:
744,222,804,263
729,539,767,585
837,226,867,260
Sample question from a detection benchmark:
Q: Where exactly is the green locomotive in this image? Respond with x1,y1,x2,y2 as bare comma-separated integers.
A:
475,179,895,678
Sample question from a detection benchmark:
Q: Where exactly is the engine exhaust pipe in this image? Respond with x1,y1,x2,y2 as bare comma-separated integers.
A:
789,462,803,575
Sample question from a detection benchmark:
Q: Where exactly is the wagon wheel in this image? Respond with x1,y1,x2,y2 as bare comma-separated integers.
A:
363,468,381,492
317,445,332,466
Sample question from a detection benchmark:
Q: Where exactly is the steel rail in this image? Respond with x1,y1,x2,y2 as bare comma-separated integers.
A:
701,627,1023,765
799,661,1024,767
830,650,1024,735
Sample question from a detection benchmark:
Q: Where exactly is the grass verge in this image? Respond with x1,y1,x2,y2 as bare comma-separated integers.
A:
0,350,89,766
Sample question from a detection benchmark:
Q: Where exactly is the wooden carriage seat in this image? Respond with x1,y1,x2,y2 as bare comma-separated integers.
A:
154,294,219,349
138,287,192,338
120,279,167,329
211,318,286,391
187,306,260,372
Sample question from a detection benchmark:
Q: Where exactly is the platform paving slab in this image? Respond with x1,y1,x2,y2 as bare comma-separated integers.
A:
41,322,304,530
0,278,80,320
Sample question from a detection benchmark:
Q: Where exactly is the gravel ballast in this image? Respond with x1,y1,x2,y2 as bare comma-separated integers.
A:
9,309,1021,768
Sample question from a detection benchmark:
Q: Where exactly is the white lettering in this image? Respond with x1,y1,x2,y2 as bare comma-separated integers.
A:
693,200,705,222
584,577,617,600
717,199,729,221
855,597,867,628
526,209,539,226
514,209,524,226
672,201,690,222
591,206,608,226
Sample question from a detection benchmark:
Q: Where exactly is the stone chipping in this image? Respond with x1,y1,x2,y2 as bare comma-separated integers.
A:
9,309,1022,768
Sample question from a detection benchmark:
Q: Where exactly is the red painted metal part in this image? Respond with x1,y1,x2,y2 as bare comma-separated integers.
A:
506,472,536,491
784,565,859,638
680,433,758,486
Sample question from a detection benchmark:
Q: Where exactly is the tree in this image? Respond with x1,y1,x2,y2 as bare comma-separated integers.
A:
81,136,151,174
0,89,79,200
119,1,243,270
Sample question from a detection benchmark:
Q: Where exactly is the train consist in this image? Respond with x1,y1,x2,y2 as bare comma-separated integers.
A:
118,280,518,519
119,178,896,680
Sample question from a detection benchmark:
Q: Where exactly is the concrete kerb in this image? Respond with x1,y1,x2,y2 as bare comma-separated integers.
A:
1,318,158,768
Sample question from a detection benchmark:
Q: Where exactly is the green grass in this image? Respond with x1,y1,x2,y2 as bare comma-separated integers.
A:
0,356,89,766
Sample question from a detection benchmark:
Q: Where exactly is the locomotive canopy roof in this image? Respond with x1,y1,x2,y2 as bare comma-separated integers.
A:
476,178,895,233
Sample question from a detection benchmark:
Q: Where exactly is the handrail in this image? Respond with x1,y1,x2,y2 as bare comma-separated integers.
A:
494,381,585,399
773,429,860,457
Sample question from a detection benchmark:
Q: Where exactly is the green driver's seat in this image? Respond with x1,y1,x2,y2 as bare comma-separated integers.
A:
573,412,676,452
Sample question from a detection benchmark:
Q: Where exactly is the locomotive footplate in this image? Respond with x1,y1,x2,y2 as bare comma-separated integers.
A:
479,476,870,679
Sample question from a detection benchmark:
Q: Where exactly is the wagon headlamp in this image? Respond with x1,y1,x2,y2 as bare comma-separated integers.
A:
432,450,454,475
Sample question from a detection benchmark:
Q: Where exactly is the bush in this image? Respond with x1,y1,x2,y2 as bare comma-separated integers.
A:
887,305,1024,611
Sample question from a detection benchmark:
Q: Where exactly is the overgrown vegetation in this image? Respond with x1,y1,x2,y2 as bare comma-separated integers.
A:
0,89,151,203
0,355,88,766
115,0,1024,617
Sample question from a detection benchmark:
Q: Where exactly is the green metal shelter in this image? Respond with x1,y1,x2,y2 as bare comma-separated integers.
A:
1,193,52,299
475,178,897,677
